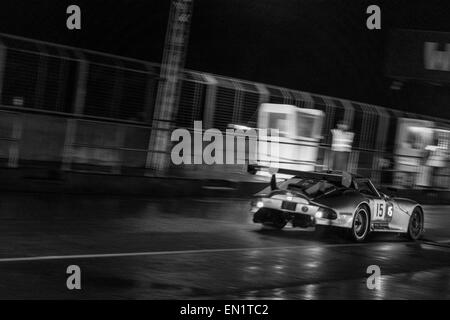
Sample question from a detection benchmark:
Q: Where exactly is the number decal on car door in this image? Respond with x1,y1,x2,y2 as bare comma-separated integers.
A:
376,202,385,219
385,202,394,222
387,204,393,217
372,200,383,221
373,200,393,222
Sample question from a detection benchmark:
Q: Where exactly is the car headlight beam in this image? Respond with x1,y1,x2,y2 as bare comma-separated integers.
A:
251,198,265,209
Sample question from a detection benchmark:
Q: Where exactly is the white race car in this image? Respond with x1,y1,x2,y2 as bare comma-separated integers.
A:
250,171,424,242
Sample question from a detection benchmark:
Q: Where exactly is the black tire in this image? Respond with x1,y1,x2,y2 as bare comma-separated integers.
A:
262,215,287,230
350,206,370,242
407,208,423,240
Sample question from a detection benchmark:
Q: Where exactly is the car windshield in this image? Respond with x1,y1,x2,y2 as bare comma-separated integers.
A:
278,178,340,197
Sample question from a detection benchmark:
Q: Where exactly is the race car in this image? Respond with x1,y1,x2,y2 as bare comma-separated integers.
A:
250,170,424,242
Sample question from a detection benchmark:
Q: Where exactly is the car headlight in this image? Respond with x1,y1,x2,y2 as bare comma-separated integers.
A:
315,207,337,220
251,198,265,208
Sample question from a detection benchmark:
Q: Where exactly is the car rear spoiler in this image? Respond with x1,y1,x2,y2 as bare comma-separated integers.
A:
249,165,353,189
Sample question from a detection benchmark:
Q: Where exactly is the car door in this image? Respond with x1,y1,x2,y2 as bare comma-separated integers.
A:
357,179,393,229
371,198,394,227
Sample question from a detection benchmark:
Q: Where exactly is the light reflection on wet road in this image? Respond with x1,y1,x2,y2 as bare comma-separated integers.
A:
0,193,449,299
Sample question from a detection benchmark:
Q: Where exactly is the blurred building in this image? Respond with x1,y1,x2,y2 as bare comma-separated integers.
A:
386,29,450,188
386,29,450,119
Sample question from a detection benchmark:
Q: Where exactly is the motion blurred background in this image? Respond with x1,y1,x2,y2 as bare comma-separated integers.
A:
0,0,449,197
1,0,449,113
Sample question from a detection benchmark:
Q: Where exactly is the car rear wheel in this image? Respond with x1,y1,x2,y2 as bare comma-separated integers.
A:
407,208,423,240
350,206,370,242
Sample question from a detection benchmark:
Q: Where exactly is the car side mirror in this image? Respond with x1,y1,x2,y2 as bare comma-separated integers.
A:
380,192,389,200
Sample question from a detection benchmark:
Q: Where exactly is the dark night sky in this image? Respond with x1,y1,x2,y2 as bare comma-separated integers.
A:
0,0,450,113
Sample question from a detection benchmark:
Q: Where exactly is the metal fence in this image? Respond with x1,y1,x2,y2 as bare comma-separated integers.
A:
0,33,449,188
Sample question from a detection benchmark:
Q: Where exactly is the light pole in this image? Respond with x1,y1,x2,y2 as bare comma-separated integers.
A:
147,0,194,172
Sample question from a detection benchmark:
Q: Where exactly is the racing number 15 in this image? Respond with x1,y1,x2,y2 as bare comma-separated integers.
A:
376,203,393,219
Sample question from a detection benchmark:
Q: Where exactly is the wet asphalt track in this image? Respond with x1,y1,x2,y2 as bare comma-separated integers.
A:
0,193,449,299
